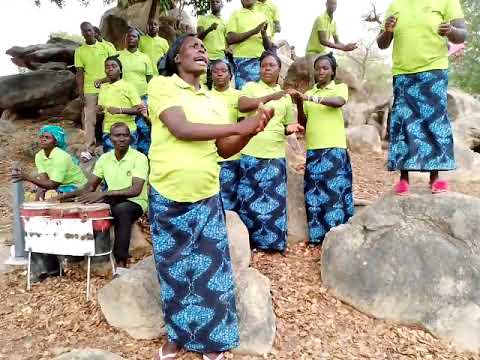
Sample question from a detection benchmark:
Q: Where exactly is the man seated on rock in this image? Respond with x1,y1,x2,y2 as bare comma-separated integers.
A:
93,26,117,53
75,21,116,160
57,122,149,271
139,18,170,76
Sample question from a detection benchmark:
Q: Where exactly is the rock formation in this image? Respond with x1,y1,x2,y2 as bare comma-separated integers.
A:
322,191,480,352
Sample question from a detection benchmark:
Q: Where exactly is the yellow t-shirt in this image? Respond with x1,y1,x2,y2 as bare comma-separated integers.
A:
35,147,87,187
97,79,142,133
138,35,170,76
210,86,242,161
118,49,154,96
197,14,227,60
74,41,116,94
226,8,268,58
385,0,464,76
240,81,294,159
303,81,348,150
100,40,117,54
306,13,337,55
148,74,229,203
254,0,280,38
93,147,149,211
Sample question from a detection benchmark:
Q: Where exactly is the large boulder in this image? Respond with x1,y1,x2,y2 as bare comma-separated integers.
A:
232,268,276,356
225,210,251,275
448,87,480,122
347,125,382,154
98,256,164,340
98,258,276,355
0,70,75,111
6,38,79,71
54,349,124,360
322,191,480,352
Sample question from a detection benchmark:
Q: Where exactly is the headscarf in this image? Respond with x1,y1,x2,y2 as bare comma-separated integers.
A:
314,52,338,80
39,125,67,151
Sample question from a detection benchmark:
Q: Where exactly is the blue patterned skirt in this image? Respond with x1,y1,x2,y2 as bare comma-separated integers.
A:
233,57,261,90
149,187,239,353
135,95,151,156
219,160,241,212
238,155,287,252
388,69,456,171
304,148,354,245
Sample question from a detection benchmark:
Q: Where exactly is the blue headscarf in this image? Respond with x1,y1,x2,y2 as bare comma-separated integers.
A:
39,125,67,151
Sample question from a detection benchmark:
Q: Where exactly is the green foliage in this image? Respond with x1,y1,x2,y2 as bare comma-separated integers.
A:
49,31,84,43
34,0,115,7
451,0,480,94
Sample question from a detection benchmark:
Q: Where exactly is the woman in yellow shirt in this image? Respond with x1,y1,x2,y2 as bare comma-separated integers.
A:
237,51,303,252
377,0,466,195
292,53,354,246
97,56,147,153
148,34,273,360
209,60,242,211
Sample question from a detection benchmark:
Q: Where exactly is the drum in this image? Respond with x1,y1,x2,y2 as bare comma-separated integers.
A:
78,204,112,232
21,202,54,218
49,203,81,219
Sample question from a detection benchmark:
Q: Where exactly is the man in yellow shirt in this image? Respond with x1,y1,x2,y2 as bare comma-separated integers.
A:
305,0,357,86
93,26,117,53
74,22,116,158
226,0,272,89
118,28,154,155
254,0,280,39
139,18,170,76
58,123,149,270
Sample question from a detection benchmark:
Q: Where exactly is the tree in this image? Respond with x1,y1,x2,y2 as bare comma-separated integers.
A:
451,0,480,94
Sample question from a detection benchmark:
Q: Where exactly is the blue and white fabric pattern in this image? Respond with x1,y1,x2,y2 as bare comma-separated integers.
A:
388,69,456,171
304,148,354,245
149,187,240,353
233,57,261,90
219,160,241,212
135,95,151,156
237,155,287,252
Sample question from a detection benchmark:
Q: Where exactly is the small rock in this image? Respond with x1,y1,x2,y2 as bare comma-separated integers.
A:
54,349,124,360
347,125,382,154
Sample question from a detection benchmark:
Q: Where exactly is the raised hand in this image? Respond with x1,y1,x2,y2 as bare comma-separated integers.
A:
438,22,453,37
286,123,305,135
343,42,358,52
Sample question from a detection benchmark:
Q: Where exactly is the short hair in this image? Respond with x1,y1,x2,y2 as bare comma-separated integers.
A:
160,34,197,76
110,122,130,134
260,50,282,69
105,55,123,78
80,21,92,30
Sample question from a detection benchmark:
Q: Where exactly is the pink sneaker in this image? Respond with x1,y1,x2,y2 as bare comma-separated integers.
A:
432,179,449,194
393,180,410,196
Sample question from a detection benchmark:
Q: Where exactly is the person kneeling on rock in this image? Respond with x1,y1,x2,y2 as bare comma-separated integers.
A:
57,122,148,272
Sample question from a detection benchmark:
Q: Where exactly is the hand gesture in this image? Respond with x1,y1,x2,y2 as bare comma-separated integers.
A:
106,107,120,115
96,105,104,115
76,192,104,204
209,23,218,31
94,79,103,89
385,15,397,33
254,21,267,34
237,104,274,136
269,91,287,102
438,22,453,37
286,89,303,101
11,166,26,183
343,42,358,52
286,123,305,135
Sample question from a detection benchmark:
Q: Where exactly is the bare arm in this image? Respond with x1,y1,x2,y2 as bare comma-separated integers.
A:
377,15,397,49
216,134,254,159
238,92,285,113
197,23,217,40
227,22,265,45
18,172,61,191
261,27,273,50
77,177,145,204
55,175,103,201
439,18,467,44
320,32,356,51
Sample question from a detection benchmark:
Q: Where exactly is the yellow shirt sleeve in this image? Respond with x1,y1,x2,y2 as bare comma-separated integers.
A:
226,12,239,34
48,153,70,183
145,56,154,77
337,83,349,101
131,153,149,180
317,15,328,32
445,0,464,21
148,78,182,121
272,3,280,22
126,82,142,106
74,48,84,69
92,156,105,179
283,99,294,125
197,15,207,29
35,153,46,174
